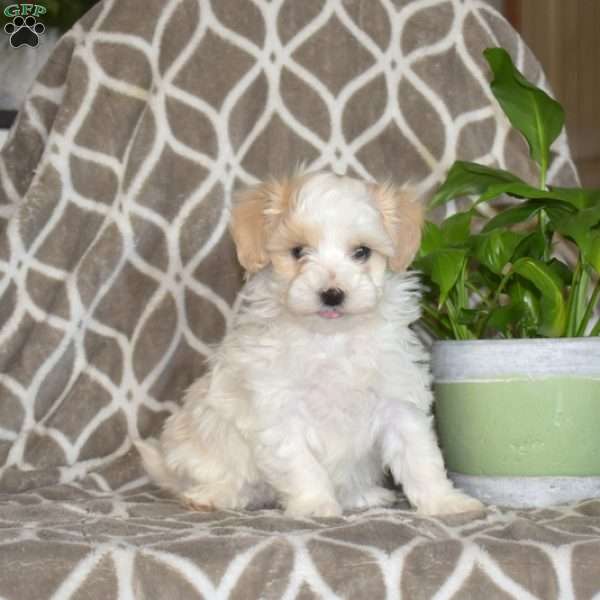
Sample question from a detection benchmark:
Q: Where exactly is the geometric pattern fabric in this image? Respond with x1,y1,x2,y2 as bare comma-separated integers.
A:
0,1,587,597
0,0,577,491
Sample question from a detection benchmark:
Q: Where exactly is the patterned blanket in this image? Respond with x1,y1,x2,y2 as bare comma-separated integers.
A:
1,0,596,597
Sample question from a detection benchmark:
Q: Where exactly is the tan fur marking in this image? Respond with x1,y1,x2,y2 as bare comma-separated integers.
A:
268,216,322,254
181,496,215,512
269,217,322,280
229,173,312,273
370,183,424,272
347,233,394,259
270,254,300,280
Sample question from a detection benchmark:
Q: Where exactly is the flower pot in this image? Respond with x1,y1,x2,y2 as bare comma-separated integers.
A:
432,338,600,507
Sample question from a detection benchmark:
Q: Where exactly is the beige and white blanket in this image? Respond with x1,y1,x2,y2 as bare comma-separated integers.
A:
1,0,596,597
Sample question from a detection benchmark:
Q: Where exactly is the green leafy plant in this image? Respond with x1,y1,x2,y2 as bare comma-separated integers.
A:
416,48,600,340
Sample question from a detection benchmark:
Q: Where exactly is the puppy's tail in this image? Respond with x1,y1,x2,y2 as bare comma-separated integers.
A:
134,438,181,492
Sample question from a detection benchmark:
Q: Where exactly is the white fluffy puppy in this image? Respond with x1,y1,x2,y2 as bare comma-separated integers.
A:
136,171,482,517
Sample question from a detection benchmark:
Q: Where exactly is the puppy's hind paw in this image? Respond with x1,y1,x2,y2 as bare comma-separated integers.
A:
180,483,242,512
179,494,216,512
417,490,484,516
284,495,342,518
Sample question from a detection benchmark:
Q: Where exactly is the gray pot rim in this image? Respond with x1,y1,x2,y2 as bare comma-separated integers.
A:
449,473,600,508
432,337,600,380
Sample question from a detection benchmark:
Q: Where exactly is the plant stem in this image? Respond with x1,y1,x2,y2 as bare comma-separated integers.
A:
538,145,548,191
465,282,494,308
576,278,600,336
478,268,517,339
457,260,469,311
565,260,583,337
444,298,459,339
539,163,547,191
575,266,591,334
538,209,552,262
421,303,453,338
475,308,494,339
420,315,451,340
492,270,513,306
445,296,473,340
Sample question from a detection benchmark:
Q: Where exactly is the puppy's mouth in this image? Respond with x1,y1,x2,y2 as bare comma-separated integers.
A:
317,288,346,319
318,308,343,319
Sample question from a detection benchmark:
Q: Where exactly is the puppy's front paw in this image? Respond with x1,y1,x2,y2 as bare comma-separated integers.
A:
285,495,342,518
416,490,484,516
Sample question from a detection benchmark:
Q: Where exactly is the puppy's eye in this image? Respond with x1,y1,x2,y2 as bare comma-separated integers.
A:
291,246,305,260
352,246,371,262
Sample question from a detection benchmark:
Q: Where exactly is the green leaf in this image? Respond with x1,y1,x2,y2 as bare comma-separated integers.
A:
477,182,581,207
419,221,444,257
566,263,591,337
486,186,600,211
416,249,467,306
440,211,472,246
547,258,573,285
485,304,525,337
547,187,600,210
419,213,472,258
429,160,585,210
549,206,600,268
482,202,543,233
469,267,501,293
512,231,549,262
429,161,522,209
512,258,567,337
484,48,564,185
508,278,541,333
589,232,600,273
472,230,524,274
457,308,482,326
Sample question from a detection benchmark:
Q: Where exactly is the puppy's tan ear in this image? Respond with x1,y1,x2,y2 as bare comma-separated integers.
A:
371,183,424,272
229,184,271,272
229,181,292,273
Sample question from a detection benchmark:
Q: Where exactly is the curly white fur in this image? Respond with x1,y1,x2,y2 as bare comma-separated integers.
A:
135,171,482,517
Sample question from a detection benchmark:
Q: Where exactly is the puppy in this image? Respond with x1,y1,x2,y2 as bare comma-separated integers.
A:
135,171,482,517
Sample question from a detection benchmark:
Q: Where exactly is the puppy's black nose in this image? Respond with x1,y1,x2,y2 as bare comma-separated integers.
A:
320,288,345,307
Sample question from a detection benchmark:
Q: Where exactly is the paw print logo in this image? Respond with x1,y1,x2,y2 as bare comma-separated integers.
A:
4,15,45,48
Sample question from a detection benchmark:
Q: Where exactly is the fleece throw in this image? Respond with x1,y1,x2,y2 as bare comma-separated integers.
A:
1,0,596,598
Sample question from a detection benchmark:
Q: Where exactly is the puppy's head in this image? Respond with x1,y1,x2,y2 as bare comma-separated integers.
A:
230,171,423,322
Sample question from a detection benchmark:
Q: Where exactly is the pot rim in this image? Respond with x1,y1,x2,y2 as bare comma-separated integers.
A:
432,337,600,380
433,337,600,348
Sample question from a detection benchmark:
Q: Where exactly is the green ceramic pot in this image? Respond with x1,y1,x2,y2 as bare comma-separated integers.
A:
432,338,600,507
